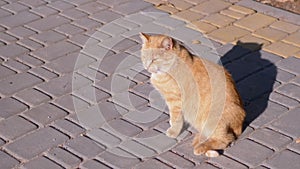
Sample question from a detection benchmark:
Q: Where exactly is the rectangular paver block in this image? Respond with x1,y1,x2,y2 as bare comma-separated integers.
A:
276,83,300,101
0,150,20,169
99,148,140,168
52,119,85,137
82,159,111,169
158,151,195,168
47,147,81,168
5,127,68,160
209,154,248,169
87,128,121,148
120,140,156,159
270,107,300,138
24,103,68,126
0,11,40,28
249,128,292,151
65,136,105,158
0,97,27,119
191,0,231,15
0,71,43,96
234,13,276,31
225,139,274,167
0,115,37,140
23,156,64,169
27,14,70,32
134,158,173,169
266,150,300,169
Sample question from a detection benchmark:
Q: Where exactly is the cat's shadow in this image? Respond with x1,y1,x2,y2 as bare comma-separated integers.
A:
220,41,277,129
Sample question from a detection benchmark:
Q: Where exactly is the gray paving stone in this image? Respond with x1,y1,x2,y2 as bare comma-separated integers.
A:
265,150,300,169
77,66,107,82
247,99,288,129
0,8,12,18
0,97,27,118
23,156,64,169
30,5,59,17
48,1,75,11
106,119,142,138
0,32,18,44
8,26,36,39
81,159,111,169
96,101,127,121
0,65,16,79
119,69,149,84
136,131,177,153
77,1,108,14
158,151,195,169
172,137,207,165
19,0,47,7
5,127,68,160
0,138,5,146
132,83,155,98
0,11,40,28
55,23,85,36
87,128,121,148
0,43,29,59
65,136,105,158
47,147,82,168
69,34,97,48
30,30,66,45
29,67,58,81
24,103,68,126
154,16,186,29
111,91,148,110
0,115,37,140
0,73,42,95
96,0,128,7
18,38,44,50
89,31,111,41
134,158,173,169
287,140,300,154
91,10,123,23
270,68,296,83
99,147,140,168
76,104,107,129
37,73,92,98
249,128,292,151
270,92,300,108
292,76,300,86
124,12,154,25
276,83,300,101
270,107,300,138
52,119,85,137
45,52,96,75
209,155,248,169
63,0,90,6
225,139,274,167
81,43,112,60
27,14,70,32
123,106,165,129
113,18,139,30
99,23,128,37
112,39,138,53
0,150,19,169
73,85,110,104
120,140,156,159
53,94,89,113
95,75,136,94
195,163,219,169
32,41,81,61
61,8,88,20
276,56,300,75
73,17,102,30
2,2,29,13
4,59,30,73
112,0,152,15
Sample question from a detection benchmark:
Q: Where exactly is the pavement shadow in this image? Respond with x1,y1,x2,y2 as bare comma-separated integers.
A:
220,41,277,129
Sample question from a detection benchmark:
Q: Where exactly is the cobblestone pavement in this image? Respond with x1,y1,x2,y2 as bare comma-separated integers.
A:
0,0,299,169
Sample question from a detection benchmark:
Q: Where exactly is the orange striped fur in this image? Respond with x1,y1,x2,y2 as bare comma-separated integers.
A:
140,33,245,157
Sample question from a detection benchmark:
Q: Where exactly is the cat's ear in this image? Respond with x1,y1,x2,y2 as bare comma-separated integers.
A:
139,32,150,44
162,37,173,50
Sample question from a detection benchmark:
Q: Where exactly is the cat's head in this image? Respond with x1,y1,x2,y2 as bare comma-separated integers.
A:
139,33,177,74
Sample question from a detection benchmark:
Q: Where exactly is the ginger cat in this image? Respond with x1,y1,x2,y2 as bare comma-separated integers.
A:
140,33,246,157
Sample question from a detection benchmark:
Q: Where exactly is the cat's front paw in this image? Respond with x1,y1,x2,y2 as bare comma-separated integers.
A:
166,128,180,138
